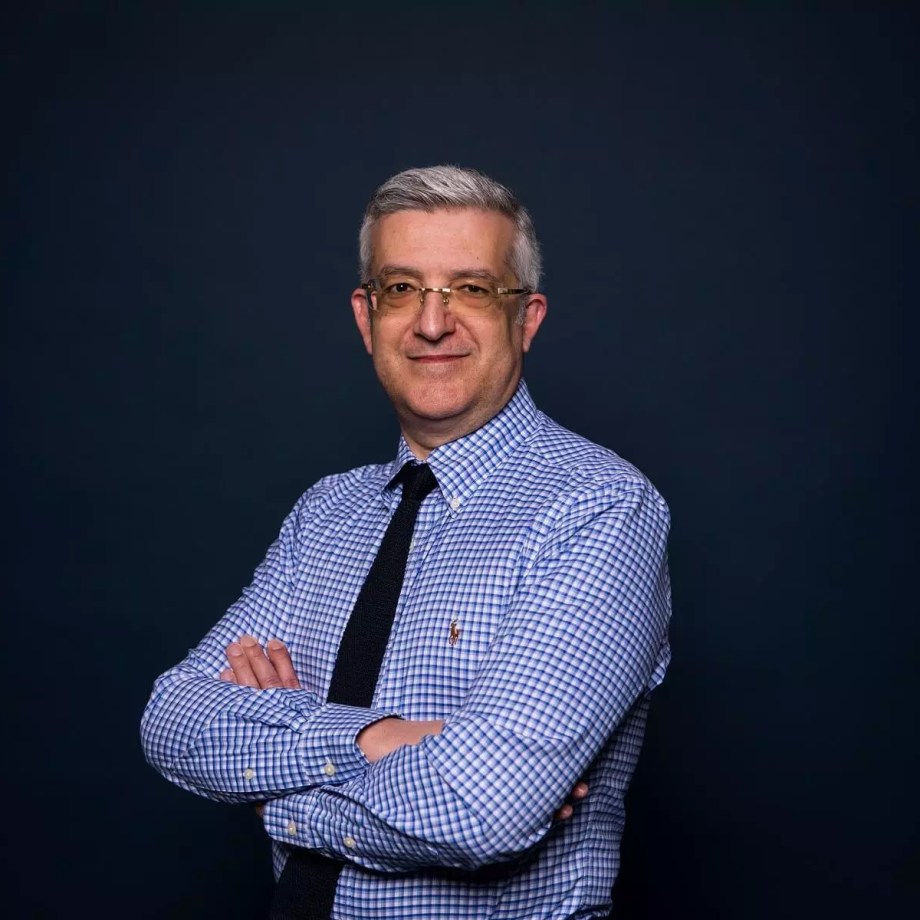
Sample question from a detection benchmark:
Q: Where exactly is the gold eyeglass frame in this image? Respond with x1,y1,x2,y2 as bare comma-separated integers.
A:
361,278,532,312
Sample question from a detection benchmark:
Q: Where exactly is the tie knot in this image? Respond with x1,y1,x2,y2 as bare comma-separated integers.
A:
393,462,438,504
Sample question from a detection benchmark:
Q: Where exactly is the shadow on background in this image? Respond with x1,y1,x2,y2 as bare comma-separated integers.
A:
2,3,916,918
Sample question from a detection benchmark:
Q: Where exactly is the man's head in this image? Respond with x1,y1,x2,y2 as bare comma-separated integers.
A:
358,166,543,300
352,166,547,458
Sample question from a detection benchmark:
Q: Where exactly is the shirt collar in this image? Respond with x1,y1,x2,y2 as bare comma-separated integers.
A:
383,380,541,515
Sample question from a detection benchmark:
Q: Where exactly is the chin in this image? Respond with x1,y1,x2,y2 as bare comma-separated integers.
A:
405,395,474,424
400,378,472,417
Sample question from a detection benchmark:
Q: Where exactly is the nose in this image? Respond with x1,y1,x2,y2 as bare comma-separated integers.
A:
414,289,456,340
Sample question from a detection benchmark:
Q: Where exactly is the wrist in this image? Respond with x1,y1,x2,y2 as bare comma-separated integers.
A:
357,718,400,763
357,717,444,763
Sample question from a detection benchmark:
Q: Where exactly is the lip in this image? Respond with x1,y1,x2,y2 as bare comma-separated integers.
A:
410,355,467,363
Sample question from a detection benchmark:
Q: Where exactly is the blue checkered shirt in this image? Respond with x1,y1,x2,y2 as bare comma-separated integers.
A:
141,382,672,919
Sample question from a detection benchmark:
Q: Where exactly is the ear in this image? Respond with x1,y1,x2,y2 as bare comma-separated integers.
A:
520,293,547,353
351,288,374,355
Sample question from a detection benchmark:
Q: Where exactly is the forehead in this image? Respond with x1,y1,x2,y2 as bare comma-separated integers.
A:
369,208,516,276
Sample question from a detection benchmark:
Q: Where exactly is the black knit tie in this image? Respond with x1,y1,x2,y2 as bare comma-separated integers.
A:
269,462,438,919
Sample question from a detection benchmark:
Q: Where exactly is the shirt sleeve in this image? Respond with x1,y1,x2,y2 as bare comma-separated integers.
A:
140,492,395,803
261,477,671,871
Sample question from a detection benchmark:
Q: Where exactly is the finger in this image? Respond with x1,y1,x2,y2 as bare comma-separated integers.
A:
227,642,261,688
239,635,285,689
571,782,589,800
219,668,237,683
266,639,301,689
254,802,265,818
554,804,574,821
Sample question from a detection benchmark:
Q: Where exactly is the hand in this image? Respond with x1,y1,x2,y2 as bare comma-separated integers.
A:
554,781,589,821
220,636,301,690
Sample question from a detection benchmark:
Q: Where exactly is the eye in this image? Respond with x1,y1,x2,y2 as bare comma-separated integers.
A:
383,282,418,296
456,283,490,299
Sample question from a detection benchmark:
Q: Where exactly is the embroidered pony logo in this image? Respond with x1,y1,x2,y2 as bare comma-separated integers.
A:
448,618,461,647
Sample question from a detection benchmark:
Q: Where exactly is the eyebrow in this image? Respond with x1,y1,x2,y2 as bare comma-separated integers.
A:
377,265,504,285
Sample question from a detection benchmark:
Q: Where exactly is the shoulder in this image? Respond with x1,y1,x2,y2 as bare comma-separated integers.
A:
492,413,671,566
302,462,389,505
520,412,668,515
283,462,390,530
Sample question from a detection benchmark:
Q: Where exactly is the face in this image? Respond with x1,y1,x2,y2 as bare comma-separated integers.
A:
351,208,547,456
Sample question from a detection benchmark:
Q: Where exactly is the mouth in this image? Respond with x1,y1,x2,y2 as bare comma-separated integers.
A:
410,354,468,364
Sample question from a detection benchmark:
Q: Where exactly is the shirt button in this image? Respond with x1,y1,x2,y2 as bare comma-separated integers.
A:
343,836,357,849
286,821,298,836
243,768,255,781
323,761,336,777
450,496,461,510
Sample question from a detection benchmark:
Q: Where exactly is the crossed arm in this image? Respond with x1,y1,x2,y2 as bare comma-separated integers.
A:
142,478,669,871
219,634,588,820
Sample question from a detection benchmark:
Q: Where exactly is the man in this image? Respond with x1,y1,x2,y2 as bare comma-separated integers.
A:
141,165,671,919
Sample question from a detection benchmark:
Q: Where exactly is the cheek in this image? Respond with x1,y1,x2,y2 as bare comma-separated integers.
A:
480,323,521,360
369,329,408,378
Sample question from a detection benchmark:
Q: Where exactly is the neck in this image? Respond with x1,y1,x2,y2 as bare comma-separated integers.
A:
398,395,518,460
400,425,460,461
395,377,524,460
400,412,491,460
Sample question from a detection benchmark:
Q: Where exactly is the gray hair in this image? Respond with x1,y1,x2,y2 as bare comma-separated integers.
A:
358,165,542,292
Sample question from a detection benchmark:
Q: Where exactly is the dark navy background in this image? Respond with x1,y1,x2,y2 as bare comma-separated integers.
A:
3,3,916,917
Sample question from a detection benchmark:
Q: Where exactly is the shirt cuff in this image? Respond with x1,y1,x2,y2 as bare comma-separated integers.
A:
296,702,397,786
262,792,355,859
